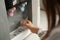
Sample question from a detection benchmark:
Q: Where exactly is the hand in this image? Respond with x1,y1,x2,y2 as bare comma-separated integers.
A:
20,20,39,34
20,20,34,28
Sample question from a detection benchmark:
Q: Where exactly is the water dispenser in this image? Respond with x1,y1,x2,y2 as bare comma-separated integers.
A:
5,0,32,40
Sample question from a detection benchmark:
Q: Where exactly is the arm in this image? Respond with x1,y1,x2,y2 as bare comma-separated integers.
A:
46,29,60,40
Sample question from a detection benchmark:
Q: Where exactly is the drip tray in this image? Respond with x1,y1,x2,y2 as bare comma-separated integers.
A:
10,27,31,40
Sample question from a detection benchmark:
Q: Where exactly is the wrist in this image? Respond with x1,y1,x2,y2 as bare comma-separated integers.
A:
27,25,39,34
27,25,35,28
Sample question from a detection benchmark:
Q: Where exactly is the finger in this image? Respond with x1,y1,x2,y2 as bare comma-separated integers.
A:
20,20,25,26
26,20,31,23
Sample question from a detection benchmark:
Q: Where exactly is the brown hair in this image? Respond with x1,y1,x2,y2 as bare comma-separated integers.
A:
42,0,60,40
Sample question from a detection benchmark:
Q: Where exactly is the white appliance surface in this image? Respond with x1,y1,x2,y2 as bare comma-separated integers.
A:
11,29,31,40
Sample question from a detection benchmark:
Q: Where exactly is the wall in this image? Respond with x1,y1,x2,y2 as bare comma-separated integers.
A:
0,0,10,40
40,0,44,10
